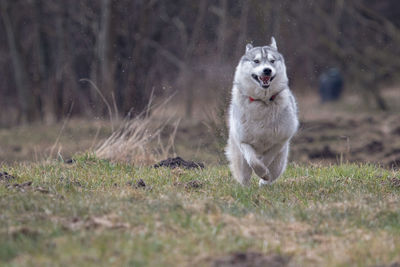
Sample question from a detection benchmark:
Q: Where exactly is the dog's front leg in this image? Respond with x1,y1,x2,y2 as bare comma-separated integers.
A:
259,144,288,186
240,143,270,180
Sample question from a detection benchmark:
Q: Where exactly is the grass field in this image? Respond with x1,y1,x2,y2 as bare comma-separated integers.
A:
2,95,400,266
1,154,400,266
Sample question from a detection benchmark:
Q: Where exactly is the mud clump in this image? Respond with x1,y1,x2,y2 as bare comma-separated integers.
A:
185,180,202,189
0,172,16,182
390,177,400,188
211,252,289,267
126,179,147,189
5,181,32,193
64,158,76,164
137,179,146,188
153,157,204,169
6,181,32,189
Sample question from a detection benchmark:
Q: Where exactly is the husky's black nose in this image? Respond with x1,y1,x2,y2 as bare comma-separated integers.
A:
263,68,272,76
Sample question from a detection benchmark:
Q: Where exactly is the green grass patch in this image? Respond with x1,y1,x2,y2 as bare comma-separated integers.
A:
1,155,400,266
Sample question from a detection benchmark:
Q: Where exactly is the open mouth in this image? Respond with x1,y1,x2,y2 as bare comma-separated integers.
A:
251,74,275,88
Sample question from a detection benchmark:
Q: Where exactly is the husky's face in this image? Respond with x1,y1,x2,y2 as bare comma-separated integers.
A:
235,37,287,90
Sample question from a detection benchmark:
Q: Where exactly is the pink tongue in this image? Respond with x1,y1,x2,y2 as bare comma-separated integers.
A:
260,76,270,83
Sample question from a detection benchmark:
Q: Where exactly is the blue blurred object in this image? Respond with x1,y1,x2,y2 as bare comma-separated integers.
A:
318,68,343,102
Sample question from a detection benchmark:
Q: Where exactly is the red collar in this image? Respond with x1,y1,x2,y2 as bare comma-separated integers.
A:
249,93,278,103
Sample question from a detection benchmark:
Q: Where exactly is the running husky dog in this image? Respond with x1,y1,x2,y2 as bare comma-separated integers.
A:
226,37,298,186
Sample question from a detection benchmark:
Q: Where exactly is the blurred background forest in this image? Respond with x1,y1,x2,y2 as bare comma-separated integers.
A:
1,0,400,125
1,0,400,167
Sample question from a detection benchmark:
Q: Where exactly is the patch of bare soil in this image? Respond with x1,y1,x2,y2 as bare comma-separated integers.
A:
153,156,204,169
291,114,400,168
374,262,400,267
170,112,400,167
211,252,289,267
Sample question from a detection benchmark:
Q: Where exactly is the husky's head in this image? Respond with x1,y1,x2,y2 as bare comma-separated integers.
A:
234,37,288,96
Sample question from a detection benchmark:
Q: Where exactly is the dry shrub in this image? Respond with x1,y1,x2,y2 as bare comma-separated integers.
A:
95,97,179,165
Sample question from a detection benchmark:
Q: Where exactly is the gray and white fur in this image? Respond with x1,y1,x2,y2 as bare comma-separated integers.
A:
225,37,298,186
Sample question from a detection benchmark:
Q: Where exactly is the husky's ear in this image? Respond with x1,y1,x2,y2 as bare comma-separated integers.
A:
245,43,253,52
270,37,277,50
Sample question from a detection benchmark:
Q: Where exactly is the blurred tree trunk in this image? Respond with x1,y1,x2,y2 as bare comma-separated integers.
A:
216,0,227,61
0,1,37,123
54,2,66,120
33,0,51,121
271,1,282,37
98,0,113,96
235,0,249,58
90,0,114,116
184,0,208,118
129,2,150,115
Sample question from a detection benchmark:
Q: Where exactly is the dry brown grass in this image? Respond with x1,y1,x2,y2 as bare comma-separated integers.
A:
95,96,179,165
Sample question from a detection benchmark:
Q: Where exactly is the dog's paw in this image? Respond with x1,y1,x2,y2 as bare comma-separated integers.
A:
259,179,272,187
250,163,269,179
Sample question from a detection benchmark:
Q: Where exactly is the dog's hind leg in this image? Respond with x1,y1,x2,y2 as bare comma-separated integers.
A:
226,139,252,186
259,144,289,186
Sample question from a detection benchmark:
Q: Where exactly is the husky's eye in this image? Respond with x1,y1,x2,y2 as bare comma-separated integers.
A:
270,59,275,64
253,59,260,64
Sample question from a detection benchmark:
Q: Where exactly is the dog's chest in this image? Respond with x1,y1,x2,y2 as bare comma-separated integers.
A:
235,101,294,146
